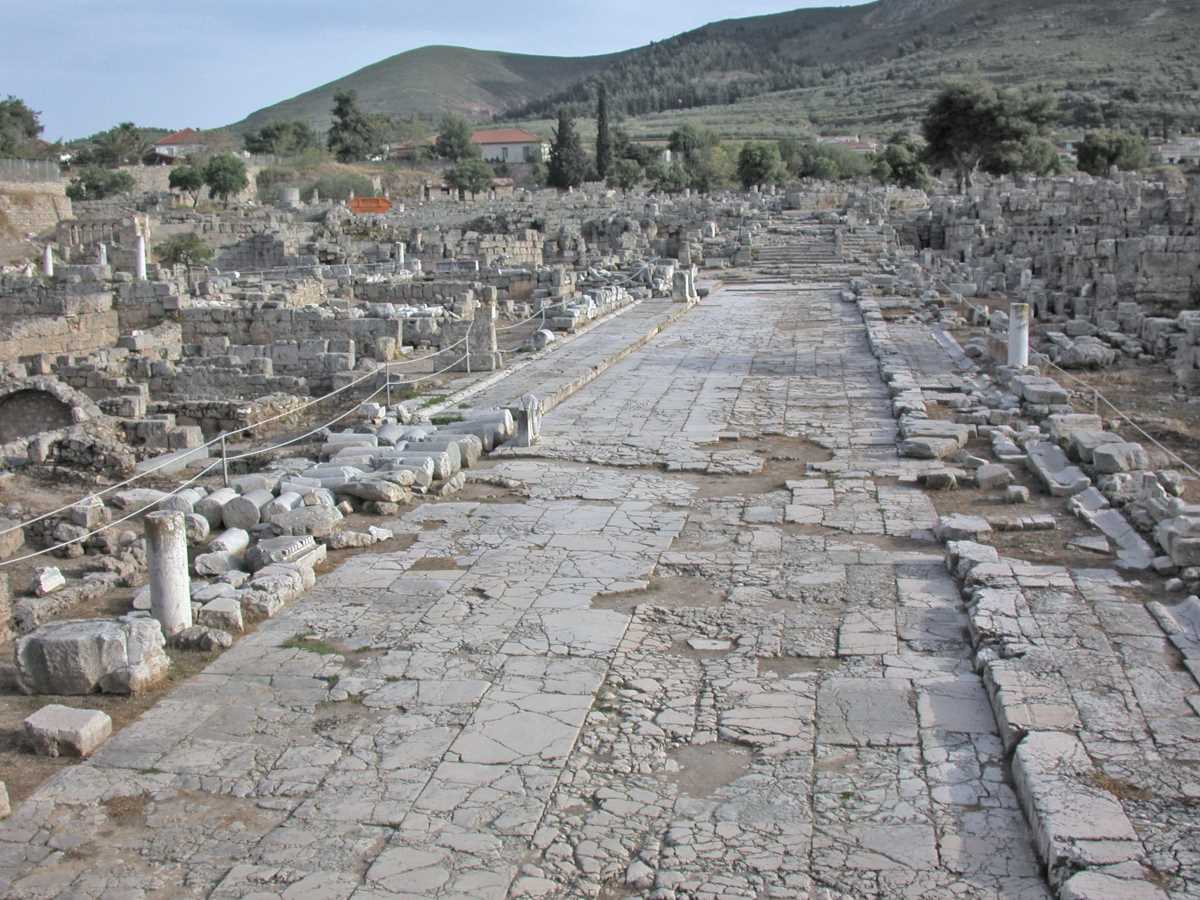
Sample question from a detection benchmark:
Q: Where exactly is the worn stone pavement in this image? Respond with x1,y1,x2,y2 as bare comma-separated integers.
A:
1,270,1052,896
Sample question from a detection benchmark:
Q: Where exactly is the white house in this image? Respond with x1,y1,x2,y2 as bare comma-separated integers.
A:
470,128,549,164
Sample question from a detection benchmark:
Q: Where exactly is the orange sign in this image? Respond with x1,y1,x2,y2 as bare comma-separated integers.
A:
349,197,391,214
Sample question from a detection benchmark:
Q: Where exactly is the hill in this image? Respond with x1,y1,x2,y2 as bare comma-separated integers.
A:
511,0,1200,137
232,0,1200,140
231,45,623,134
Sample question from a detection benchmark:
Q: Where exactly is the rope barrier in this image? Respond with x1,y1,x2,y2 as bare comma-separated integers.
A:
0,336,471,541
936,277,1200,481
0,460,224,569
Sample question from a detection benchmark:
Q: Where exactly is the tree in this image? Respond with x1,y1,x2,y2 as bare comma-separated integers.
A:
168,164,205,206
435,114,478,162
446,157,495,199
872,132,932,189
595,84,612,179
65,167,135,201
737,142,784,189
646,160,689,194
1076,130,1150,176
922,81,1055,192
547,109,589,190
243,121,319,156
326,91,377,162
156,233,213,267
203,153,248,205
668,124,715,165
607,158,642,194
91,122,152,167
0,95,43,158
689,144,736,193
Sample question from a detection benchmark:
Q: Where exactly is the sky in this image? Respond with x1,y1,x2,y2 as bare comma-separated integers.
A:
0,0,872,141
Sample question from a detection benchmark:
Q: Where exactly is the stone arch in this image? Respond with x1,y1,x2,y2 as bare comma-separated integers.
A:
0,389,75,443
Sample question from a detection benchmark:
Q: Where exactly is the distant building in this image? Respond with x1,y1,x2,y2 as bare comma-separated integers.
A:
1154,138,1200,167
151,128,208,162
817,134,879,154
470,129,549,164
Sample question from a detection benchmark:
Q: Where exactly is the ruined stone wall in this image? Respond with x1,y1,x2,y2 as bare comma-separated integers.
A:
180,304,400,360
0,179,72,239
914,175,1200,323
0,273,119,362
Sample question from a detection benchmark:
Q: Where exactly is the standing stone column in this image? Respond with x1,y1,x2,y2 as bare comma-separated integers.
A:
42,245,54,277
144,511,191,636
136,235,148,281
394,242,405,266
98,243,107,266
1008,303,1031,368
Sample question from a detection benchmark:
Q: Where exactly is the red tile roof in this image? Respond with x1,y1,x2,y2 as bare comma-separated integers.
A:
470,128,544,145
156,128,204,146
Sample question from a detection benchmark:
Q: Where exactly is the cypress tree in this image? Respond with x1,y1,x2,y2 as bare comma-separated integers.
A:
595,84,612,179
548,109,588,189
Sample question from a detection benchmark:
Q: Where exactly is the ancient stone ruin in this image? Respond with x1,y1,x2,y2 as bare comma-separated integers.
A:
0,163,1197,899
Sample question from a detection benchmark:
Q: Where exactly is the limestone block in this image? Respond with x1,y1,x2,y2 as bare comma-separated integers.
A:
1091,442,1149,475
976,464,1014,490
935,514,993,543
245,534,317,572
23,704,112,757
1026,442,1092,497
33,567,66,596
197,596,244,633
15,615,168,695
0,781,8,819
267,506,344,538
337,479,410,504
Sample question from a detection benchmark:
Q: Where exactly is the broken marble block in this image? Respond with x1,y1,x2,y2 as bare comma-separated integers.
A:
976,463,1014,490
0,781,8,819
15,615,168,695
197,596,244,633
1155,516,1200,567
23,704,112,757
1091,442,1149,475
245,534,318,572
0,518,24,561
32,567,66,597
935,514,993,543
1026,442,1091,497
267,505,344,538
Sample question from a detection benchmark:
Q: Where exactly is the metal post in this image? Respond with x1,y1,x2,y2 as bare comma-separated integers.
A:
466,322,472,374
385,362,392,407
220,434,229,487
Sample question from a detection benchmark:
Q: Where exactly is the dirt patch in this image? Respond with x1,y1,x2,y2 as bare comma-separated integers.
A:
758,656,842,677
0,647,219,807
456,480,527,504
592,574,726,612
100,792,150,825
680,435,835,500
666,742,754,798
408,556,463,572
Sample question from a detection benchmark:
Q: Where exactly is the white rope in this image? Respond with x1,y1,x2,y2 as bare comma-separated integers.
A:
224,352,469,463
0,460,224,569
495,299,567,333
220,333,471,440
1044,359,1200,481
0,336,472,540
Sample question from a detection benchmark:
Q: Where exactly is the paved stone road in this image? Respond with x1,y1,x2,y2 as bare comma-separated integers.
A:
0,272,1050,896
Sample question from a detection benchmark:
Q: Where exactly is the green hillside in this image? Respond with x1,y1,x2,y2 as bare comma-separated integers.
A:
232,45,624,133
232,0,1200,140
511,0,1200,136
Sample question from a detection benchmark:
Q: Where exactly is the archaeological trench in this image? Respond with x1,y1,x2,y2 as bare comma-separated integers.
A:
0,169,1197,899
